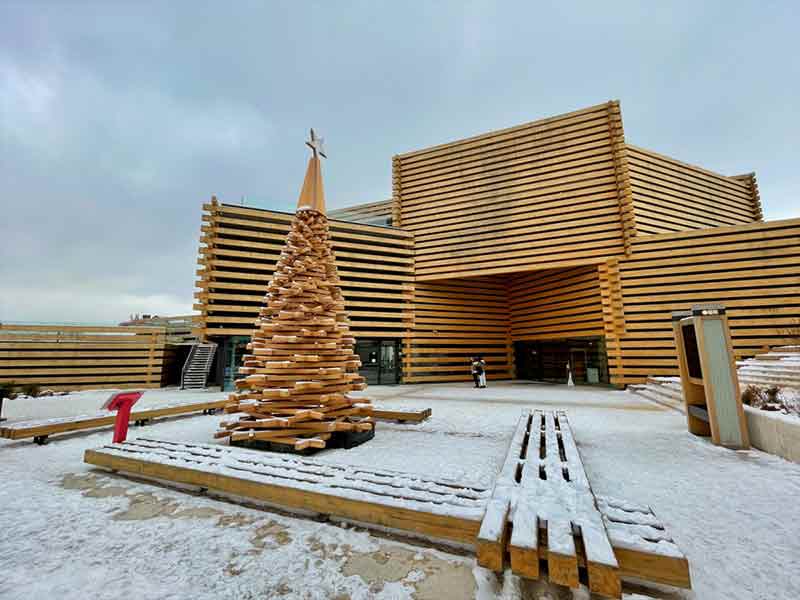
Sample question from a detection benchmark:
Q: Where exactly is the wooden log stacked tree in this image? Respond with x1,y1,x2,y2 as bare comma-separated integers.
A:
216,130,373,451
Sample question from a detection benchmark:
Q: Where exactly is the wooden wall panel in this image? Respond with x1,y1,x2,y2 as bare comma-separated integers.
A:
0,324,166,391
393,102,632,280
509,266,605,341
609,218,800,385
405,276,514,383
195,201,414,341
627,145,762,235
329,199,394,225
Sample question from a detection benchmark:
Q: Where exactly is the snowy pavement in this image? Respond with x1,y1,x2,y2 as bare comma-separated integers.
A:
1,382,799,599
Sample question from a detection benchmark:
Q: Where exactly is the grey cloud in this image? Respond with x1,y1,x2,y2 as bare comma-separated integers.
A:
1,1,798,323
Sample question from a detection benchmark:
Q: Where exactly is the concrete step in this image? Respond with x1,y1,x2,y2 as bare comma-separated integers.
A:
628,385,685,413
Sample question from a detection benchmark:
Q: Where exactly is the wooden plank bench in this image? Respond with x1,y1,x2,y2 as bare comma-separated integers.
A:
84,437,488,544
476,410,691,597
371,407,431,423
0,398,227,444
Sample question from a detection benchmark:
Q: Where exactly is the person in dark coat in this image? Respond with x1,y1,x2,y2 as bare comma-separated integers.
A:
470,357,482,388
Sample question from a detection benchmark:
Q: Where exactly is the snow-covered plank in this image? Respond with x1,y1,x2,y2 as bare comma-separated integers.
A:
596,496,691,588
85,437,489,545
476,409,532,571
541,412,580,589
557,412,620,597
509,411,543,578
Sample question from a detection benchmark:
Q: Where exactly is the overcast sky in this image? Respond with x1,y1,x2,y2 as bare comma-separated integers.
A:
2,1,798,324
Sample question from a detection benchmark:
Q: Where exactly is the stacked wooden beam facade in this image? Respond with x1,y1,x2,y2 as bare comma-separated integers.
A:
0,324,165,391
604,218,800,385
394,103,628,280
195,201,414,341
405,277,513,383
195,100,799,388
627,145,763,234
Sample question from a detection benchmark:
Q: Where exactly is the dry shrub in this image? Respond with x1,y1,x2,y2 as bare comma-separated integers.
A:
742,384,800,417
741,385,760,406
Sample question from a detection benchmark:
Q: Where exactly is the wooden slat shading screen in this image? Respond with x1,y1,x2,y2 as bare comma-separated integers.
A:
405,276,513,383
393,101,631,281
608,218,800,385
195,202,414,341
329,199,394,225
509,266,605,341
0,324,166,391
627,145,762,235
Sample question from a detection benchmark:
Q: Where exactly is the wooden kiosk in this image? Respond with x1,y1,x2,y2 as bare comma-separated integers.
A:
672,305,749,449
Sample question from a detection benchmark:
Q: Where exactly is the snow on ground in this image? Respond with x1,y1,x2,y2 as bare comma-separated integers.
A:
2,382,800,599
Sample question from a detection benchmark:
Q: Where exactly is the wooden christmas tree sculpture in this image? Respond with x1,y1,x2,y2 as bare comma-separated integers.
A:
216,130,373,451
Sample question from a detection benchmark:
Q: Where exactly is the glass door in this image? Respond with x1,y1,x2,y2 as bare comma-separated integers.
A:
379,341,398,384
355,340,380,385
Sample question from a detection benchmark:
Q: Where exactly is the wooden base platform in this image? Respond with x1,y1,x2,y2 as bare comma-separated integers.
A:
84,410,691,596
1,398,227,444
230,427,376,455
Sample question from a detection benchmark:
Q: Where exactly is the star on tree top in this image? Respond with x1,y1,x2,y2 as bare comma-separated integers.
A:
306,128,327,159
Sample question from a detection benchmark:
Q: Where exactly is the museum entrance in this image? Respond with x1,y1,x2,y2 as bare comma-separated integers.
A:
355,339,400,385
514,337,609,384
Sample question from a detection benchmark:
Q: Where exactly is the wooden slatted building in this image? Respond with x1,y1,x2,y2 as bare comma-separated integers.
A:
195,100,798,388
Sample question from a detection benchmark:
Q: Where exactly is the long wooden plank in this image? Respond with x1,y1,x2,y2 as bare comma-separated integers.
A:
542,412,580,588
508,411,541,578
557,412,620,597
371,408,431,423
476,410,531,571
85,439,485,544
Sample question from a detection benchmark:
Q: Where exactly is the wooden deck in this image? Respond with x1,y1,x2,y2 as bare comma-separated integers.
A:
85,437,488,544
84,409,690,596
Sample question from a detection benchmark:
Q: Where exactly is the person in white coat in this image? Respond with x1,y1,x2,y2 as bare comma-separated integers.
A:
477,356,487,388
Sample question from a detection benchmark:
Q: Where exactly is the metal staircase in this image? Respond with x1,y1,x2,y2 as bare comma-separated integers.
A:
181,343,217,390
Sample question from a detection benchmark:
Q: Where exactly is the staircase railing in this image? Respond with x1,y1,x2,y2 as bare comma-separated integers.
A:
201,344,217,388
180,344,198,390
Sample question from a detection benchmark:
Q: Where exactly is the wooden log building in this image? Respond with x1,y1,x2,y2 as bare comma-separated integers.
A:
195,100,800,389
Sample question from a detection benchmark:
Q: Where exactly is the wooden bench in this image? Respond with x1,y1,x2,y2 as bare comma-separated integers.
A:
477,410,690,597
0,398,227,444
371,407,431,423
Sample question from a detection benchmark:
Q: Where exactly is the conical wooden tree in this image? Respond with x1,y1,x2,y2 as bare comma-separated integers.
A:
216,130,373,451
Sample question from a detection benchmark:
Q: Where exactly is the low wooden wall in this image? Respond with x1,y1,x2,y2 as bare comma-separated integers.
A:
0,324,166,391
405,276,513,383
608,218,800,385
